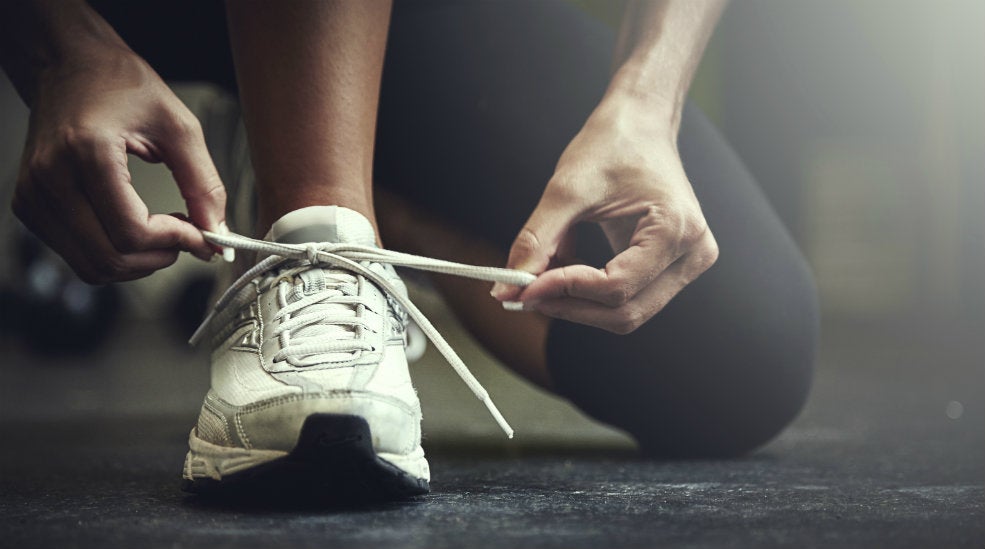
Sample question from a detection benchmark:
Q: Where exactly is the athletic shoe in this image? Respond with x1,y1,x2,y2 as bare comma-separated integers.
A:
182,205,529,500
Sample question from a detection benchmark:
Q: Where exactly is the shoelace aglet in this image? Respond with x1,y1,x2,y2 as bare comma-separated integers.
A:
483,398,515,439
219,222,236,263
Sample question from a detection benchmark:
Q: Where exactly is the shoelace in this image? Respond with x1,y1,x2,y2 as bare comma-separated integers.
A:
189,230,537,438
268,266,372,367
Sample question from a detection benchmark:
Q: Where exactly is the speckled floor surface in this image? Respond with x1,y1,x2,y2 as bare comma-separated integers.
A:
1,292,982,548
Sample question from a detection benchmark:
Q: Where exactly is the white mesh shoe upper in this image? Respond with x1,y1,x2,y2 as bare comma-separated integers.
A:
192,206,534,440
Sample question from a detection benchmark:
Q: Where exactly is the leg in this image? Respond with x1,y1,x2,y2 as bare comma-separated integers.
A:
225,1,390,236
98,0,390,236
377,0,817,457
110,2,434,497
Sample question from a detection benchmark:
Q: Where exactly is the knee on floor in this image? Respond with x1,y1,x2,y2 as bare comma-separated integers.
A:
633,341,816,459
548,267,820,459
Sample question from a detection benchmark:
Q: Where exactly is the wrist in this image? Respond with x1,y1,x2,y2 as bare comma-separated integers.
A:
602,62,685,138
592,78,682,146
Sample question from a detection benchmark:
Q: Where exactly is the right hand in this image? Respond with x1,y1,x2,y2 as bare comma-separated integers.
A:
11,46,226,284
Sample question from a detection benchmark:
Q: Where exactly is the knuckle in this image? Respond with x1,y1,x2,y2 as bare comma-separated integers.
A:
680,212,709,246
685,237,720,279
611,320,636,336
182,175,227,208
699,238,720,270
202,179,227,205
605,285,631,307
23,154,52,181
511,227,542,257
61,125,111,155
114,226,148,253
96,254,129,281
543,177,581,207
644,204,708,248
643,203,684,238
164,107,203,138
613,306,646,335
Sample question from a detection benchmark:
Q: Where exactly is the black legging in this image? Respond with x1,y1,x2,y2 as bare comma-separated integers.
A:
93,0,819,457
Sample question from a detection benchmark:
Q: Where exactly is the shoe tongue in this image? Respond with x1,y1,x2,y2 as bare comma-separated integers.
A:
262,206,377,298
264,205,377,247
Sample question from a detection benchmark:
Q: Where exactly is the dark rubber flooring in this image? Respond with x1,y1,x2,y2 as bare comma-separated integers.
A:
1,314,982,548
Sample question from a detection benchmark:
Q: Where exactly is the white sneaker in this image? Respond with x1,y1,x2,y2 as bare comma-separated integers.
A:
182,206,530,500
183,206,430,498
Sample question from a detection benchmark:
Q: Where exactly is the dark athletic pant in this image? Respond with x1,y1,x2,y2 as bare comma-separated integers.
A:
93,0,819,457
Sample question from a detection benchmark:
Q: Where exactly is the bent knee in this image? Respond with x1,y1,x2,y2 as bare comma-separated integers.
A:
636,349,815,458
548,261,819,458
572,340,815,458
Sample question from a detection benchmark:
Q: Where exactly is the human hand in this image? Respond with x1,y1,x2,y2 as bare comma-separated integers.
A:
490,97,718,334
11,45,226,284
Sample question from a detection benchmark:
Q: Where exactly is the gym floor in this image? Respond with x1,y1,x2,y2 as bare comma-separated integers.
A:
1,285,982,549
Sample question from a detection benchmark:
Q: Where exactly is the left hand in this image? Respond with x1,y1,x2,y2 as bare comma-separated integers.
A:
490,96,719,334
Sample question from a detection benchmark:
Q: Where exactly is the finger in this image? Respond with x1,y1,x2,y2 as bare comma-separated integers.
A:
15,160,110,280
154,109,228,233
69,203,182,283
531,262,690,335
518,206,706,307
75,136,213,260
165,210,215,258
530,240,719,334
491,189,580,301
516,239,685,308
16,168,180,284
552,228,578,268
23,201,180,284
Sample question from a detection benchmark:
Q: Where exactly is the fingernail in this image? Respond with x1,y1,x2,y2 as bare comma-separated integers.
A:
490,283,506,299
219,221,235,263
502,301,539,312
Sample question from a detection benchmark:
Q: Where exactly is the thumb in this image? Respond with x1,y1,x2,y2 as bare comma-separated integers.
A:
157,117,228,234
491,196,577,301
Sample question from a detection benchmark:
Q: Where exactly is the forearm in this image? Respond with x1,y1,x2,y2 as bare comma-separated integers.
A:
607,0,727,134
225,0,392,232
0,0,130,106
497,1,725,332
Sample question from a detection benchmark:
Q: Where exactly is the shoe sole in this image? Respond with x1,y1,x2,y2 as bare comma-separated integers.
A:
181,413,429,501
